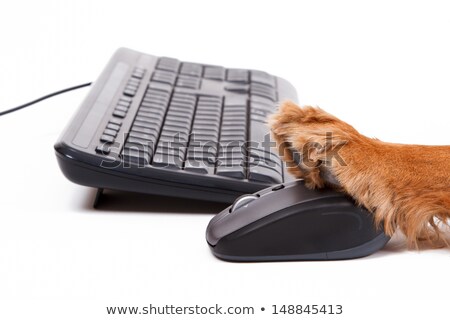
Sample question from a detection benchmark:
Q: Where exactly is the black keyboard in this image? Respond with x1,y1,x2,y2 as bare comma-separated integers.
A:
55,48,298,203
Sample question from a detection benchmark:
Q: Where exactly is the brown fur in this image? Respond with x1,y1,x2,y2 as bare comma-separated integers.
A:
269,101,450,247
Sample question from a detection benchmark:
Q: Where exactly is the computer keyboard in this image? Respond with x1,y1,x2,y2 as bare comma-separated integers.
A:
55,48,298,203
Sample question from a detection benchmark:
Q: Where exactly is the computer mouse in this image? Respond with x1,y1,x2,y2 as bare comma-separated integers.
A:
206,180,390,261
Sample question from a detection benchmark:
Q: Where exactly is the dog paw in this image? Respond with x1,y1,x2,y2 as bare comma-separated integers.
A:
269,101,359,189
269,101,450,246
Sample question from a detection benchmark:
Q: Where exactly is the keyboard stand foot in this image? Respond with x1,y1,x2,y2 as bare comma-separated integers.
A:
93,188,104,208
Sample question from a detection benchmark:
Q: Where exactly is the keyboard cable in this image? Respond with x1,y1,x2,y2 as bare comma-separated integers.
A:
0,82,92,116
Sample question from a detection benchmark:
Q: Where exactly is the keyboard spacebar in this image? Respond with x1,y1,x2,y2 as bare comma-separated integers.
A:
249,120,282,184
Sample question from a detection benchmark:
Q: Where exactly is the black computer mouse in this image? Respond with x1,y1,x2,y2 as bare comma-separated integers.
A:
206,180,390,262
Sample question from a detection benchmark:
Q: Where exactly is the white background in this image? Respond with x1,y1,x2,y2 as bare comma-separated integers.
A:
0,0,449,319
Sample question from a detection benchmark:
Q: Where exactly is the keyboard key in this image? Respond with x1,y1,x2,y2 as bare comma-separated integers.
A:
113,110,126,118
224,95,247,107
152,70,177,85
249,119,268,146
145,89,171,99
196,106,221,114
127,137,156,151
144,92,170,102
117,102,130,109
136,113,162,123
187,146,212,156
123,141,148,151
128,78,140,86
195,110,221,118
184,162,215,175
224,111,247,120
168,105,195,114
156,57,180,72
191,129,218,138
131,127,158,139
163,123,189,132
161,126,189,140
132,67,146,79
220,134,246,143
96,144,111,155
160,131,189,143
170,99,195,108
176,75,201,89
192,114,219,122
217,157,244,165
220,125,246,133
122,149,150,166
250,113,268,123
140,106,166,118
187,147,217,159
248,165,282,184
199,95,222,102
100,134,115,143
172,92,196,103
227,69,249,83
193,135,218,145
170,102,195,110
180,63,202,77
216,165,245,179
149,81,173,93
152,150,183,169
106,123,121,131
132,120,158,130
251,70,276,87
218,149,245,162
120,96,132,103
251,107,270,118
104,129,118,137
250,94,274,107
184,154,216,174
248,148,282,167
118,98,132,106
115,105,128,112
225,84,249,93
140,100,166,108
109,118,122,126
204,66,225,80
165,116,192,126
191,123,220,130
129,130,157,141
123,88,136,97
197,96,222,109
250,83,277,101
167,111,194,120
164,119,191,128
124,140,155,154
219,137,245,145
137,110,162,119
141,97,162,105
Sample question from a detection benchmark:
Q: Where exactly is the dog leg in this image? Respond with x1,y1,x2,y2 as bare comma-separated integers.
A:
269,101,450,246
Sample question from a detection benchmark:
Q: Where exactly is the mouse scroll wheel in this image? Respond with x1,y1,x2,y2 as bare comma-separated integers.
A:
230,194,259,213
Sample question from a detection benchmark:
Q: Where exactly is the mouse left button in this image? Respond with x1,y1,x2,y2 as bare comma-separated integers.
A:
230,194,259,212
